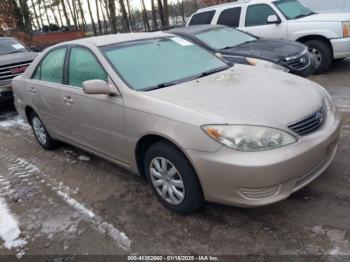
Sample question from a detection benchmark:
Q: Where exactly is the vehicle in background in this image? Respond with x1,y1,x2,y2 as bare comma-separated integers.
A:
170,25,315,77
300,0,350,13
12,33,341,214
187,0,350,73
0,37,38,108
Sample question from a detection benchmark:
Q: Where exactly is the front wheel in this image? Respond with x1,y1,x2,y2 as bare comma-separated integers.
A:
144,141,204,214
29,112,60,150
306,40,333,74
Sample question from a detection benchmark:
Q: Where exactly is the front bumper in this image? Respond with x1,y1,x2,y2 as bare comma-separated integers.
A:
186,108,342,207
331,38,350,59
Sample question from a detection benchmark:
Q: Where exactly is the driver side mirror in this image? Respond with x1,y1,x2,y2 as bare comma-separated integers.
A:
82,79,118,96
267,15,281,24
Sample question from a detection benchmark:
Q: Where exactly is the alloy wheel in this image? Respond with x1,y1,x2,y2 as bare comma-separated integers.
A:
309,47,322,68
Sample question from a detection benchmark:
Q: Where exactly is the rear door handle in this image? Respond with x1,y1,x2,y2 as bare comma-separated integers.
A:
28,87,36,94
63,96,74,104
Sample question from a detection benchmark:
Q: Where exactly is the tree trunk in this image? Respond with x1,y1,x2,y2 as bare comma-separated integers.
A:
48,0,60,26
163,0,169,27
157,0,166,28
87,0,97,35
140,0,150,31
77,0,87,31
56,3,65,27
18,0,32,32
107,0,117,33
125,0,135,32
151,0,158,31
118,0,130,32
59,0,71,27
66,0,79,30
99,0,109,33
95,0,103,34
42,0,51,25
30,0,42,29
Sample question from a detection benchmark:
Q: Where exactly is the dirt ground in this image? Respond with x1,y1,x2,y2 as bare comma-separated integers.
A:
0,60,349,258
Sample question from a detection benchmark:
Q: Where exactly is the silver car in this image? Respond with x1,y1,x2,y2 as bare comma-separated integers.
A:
12,32,341,214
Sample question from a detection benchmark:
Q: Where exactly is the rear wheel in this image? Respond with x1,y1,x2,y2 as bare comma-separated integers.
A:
29,112,60,150
306,40,333,74
144,141,204,214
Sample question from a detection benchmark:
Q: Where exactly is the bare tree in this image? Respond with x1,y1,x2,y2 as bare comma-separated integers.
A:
118,0,130,32
151,0,158,30
163,0,169,26
126,0,135,32
95,0,103,34
140,0,150,31
48,0,60,26
59,0,71,27
77,0,88,31
107,0,117,33
86,0,97,35
30,0,42,29
157,0,166,28
66,0,79,30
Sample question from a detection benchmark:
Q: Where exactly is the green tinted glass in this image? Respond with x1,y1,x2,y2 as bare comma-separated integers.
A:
40,48,66,84
103,37,227,91
69,47,107,88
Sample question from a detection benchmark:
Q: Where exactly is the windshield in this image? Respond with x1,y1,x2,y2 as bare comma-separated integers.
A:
102,37,229,91
195,27,257,50
274,0,316,20
0,38,28,55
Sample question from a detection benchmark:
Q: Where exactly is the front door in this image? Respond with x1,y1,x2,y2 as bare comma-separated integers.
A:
61,46,128,163
241,3,288,39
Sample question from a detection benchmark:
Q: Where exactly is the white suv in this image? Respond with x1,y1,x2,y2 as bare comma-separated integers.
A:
187,0,350,73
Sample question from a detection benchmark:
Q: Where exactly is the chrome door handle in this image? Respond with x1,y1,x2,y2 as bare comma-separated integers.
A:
28,87,36,94
63,97,74,104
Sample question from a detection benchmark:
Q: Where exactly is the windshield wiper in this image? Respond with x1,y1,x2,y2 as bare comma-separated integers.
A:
197,65,230,79
2,50,24,55
142,81,178,91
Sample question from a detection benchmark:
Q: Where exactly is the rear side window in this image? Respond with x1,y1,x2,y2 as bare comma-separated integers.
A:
217,7,241,27
245,4,277,27
189,11,215,25
33,48,66,84
68,47,107,88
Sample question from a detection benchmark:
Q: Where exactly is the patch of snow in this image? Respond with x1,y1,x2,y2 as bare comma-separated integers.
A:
0,198,27,250
0,115,30,130
78,155,90,162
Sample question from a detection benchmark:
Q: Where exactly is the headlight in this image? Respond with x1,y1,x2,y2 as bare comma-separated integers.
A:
246,58,289,72
202,125,297,152
343,22,350,38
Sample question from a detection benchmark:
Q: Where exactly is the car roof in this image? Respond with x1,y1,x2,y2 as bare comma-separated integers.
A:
196,0,275,12
169,25,227,35
64,31,174,47
0,37,15,41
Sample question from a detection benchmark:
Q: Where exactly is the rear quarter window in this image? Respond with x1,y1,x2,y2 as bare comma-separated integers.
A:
217,7,242,27
188,11,215,25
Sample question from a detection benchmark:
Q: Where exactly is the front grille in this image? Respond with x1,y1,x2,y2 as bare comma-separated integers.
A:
288,103,327,136
285,51,310,70
0,61,32,83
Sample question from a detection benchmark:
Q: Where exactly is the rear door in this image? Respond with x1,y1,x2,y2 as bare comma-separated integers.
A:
29,47,67,138
241,3,288,39
61,46,128,163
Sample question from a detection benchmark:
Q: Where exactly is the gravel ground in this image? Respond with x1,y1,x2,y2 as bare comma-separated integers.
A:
0,60,349,258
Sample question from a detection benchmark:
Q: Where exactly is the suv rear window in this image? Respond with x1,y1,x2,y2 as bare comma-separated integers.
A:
189,11,215,25
217,7,241,27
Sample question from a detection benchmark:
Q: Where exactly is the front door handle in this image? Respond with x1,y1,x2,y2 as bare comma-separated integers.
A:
63,96,74,104
28,87,36,94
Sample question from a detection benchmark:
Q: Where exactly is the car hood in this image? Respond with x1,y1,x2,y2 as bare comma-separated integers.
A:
221,39,306,62
144,65,325,127
0,52,38,66
296,13,350,22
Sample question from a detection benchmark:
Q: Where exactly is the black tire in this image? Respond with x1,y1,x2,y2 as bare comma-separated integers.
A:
29,111,60,150
144,141,204,214
306,39,333,74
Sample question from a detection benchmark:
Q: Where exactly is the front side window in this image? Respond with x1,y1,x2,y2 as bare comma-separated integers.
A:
217,8,242,27
33,48,66,84
245,4,278,27
0,38,28,55
195,27,256,50
102,37,229,91
189,11,215,25
274,0,316,20
68,47,107,88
